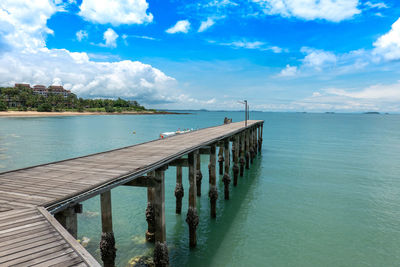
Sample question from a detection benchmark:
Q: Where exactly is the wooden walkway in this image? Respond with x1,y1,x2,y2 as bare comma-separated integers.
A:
0,120,263,266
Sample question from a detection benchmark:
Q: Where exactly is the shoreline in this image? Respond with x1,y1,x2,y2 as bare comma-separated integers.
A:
0,110,188,118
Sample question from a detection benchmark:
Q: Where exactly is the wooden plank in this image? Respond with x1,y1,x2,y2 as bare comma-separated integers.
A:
0,227,55,249
0,238,65,263
0,224,50,243
10,247,74,266
30,251,81,266
37,207,101,267
0,217,45,231
0,213,43,229
0,220,47,235
0,232,58,252
0,190,51,202
3,244,71,266
0,209,37,224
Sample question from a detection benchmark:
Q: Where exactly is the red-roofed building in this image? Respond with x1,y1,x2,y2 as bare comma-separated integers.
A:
31,85,72,97
14,83,31,89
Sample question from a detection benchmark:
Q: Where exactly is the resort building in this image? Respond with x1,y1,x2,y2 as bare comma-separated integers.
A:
13,83,72,97
14,83,31,89
32,85,48,96
48,85,72,97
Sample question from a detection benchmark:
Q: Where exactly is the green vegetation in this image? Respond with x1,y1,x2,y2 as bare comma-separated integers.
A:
0,85,147,113
0,100,7,111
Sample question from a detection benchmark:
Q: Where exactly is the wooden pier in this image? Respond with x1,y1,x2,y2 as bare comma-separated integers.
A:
0,120,264,266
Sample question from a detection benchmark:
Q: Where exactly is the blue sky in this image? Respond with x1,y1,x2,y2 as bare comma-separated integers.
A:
1,0,400,111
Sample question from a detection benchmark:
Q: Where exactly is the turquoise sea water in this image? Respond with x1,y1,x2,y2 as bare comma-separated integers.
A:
1,112,400,266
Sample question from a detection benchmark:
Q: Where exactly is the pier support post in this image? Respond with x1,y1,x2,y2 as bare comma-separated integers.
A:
196,153,202,197
218,145,224,175
222,139,231,200
232,139,236,163
100,191,116,267
233,135,239,186
239,132,245,177
260,123,263,151
254,126,258,156
153,167,169,267
146,172,156,242
245,130,250,169
186,151,199,248
250,128,254,164
257,125,262,153
174,166,184,214
208,144,218,218
54,204,81,239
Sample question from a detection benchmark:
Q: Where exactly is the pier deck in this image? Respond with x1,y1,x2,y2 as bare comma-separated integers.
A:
0,120,263,266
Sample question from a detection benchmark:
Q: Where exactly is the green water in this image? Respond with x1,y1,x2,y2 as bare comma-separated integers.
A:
1,112,400,266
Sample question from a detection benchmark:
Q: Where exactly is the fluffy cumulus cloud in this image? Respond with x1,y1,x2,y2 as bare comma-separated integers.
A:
198,18,215,32
102,28,119,48
277,47,340,77
373,18,400,61
0,49,176,102
166,20,191,34
78,0,153,26
301,47,337,70
76,30,88,41
0,0,56,52
278,65,298,77
0,0,180,104
252,0,361,22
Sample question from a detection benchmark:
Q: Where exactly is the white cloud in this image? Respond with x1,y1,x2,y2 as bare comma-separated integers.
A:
76,30,88,41
269,46,284,53
301,47,337,70
166,20,191,34
54,0,77,12
0,0,187,105
174,94,217,106
312,92,322,97
204,0,239,8
325,83,400,101
0,48,177,102
364,1,388,9
278,65,298,77
276,47,371,78
298,82,400,111
224,40,265,49
0,0,56,52
198,18,216,32
101,28,118,48
78,0,153,26
373,18,400,61
216,40,284,53
124,35,159,41
253,0,361,22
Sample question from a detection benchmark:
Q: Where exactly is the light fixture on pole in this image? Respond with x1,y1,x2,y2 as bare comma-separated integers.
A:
238,100,248,126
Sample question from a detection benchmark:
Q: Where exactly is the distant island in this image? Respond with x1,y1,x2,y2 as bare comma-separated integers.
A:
0,83,176,116
364,112,380,114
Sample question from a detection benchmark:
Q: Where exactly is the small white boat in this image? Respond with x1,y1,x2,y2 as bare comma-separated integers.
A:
160,128,193,139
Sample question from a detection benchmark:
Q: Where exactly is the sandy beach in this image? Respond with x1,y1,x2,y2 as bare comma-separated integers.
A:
0,110,180,117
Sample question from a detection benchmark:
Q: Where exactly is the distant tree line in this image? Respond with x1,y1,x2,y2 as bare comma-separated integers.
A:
0,86,147,113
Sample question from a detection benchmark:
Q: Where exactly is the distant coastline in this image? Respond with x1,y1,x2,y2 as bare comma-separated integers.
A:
0,110,188,118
